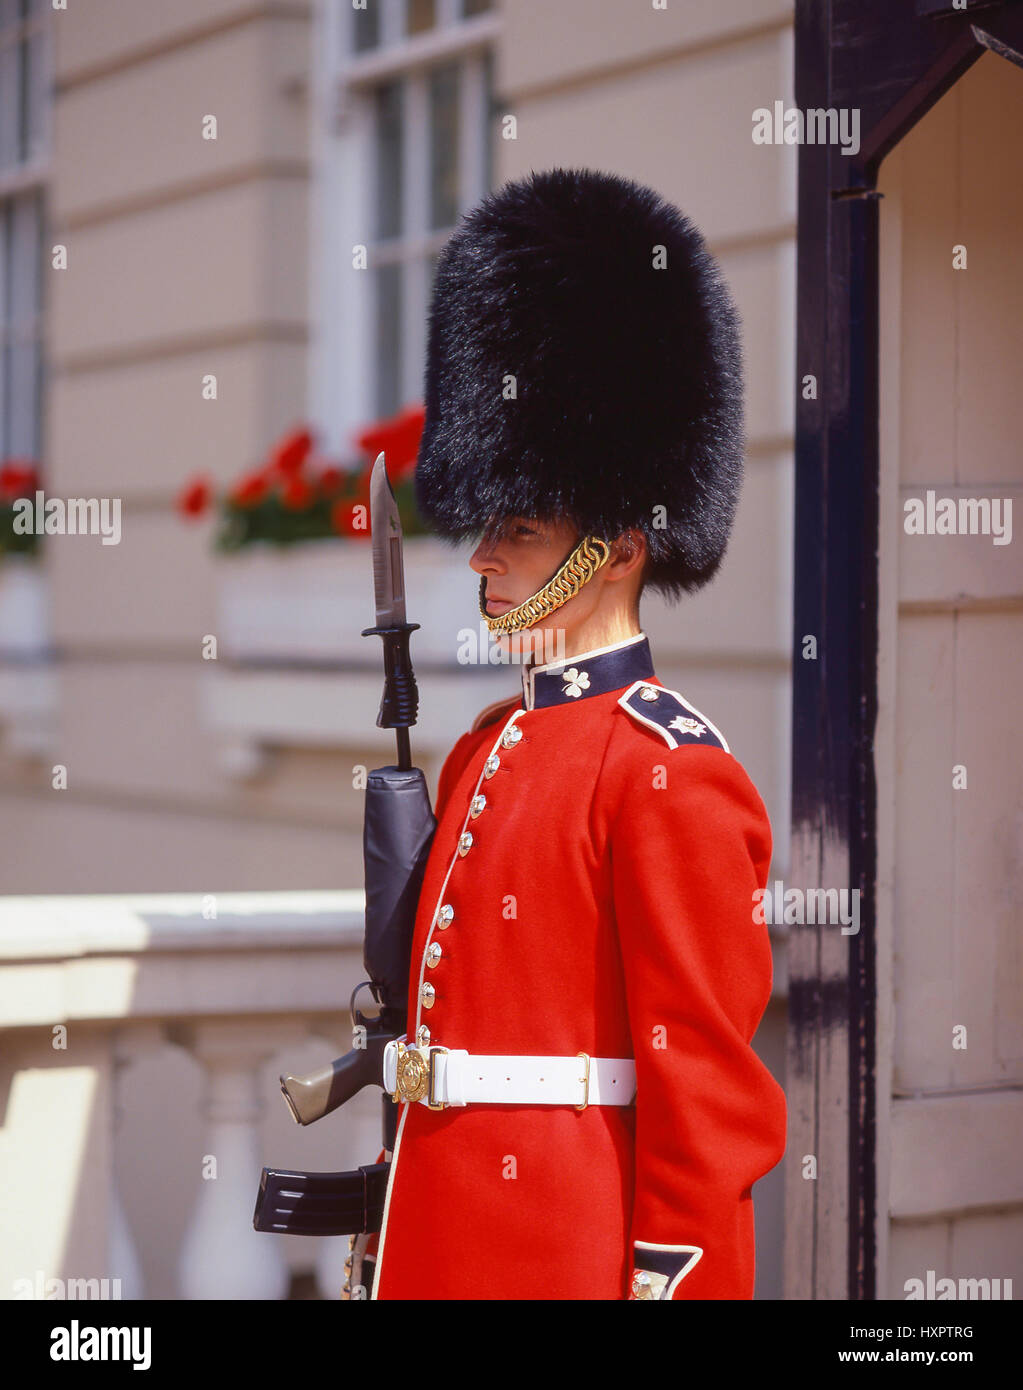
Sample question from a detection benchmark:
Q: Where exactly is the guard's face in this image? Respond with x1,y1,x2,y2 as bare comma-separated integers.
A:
469,514,607,656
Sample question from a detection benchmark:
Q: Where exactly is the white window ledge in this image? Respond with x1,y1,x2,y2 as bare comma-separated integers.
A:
207,537,518,772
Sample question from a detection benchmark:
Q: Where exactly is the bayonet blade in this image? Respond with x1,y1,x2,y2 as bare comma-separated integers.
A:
369,451,408,627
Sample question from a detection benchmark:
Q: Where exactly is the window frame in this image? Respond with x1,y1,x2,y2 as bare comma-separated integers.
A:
308,0,499,455
0,0,52,462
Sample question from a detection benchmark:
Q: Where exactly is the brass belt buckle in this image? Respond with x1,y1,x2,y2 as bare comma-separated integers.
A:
392,1042,449,1110
392,1042,429,1104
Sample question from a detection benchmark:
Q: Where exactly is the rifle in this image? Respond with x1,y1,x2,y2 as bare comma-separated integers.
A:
254,452,436,1245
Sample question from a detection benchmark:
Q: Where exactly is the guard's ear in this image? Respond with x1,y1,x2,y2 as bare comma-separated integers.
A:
605,529,647,583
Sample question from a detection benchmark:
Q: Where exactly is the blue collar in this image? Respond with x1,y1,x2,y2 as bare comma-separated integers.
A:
520,632,654,710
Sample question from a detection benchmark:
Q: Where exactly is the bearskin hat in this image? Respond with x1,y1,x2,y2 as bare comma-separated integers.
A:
413,166,744,600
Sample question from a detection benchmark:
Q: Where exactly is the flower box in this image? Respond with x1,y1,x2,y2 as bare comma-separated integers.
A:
0,555,56,756
205,537,515,769
0,555,49,657
215,536,479,665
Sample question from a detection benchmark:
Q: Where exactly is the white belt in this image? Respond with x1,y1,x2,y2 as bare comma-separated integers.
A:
383,1039,636,1110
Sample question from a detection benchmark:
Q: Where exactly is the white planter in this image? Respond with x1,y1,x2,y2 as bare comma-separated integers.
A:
0,555,56,756
0,555,49,656
215,536,482,665
207,537,514,768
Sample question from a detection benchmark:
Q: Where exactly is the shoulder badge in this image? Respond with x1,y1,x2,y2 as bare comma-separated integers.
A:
471,694,522,734
617,680,729,752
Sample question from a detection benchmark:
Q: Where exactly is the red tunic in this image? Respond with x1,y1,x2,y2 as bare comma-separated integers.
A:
371,632,785,1300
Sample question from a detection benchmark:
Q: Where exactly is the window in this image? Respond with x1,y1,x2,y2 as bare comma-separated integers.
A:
0,0,50,461
311,0,497,451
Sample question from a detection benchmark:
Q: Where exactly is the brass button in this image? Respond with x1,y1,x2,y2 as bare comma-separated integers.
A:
470,794,486,818
458,831,473,857
426,942,442,969
416,1024,431,1046
421,982,436,1009
484,754,500,778
640,686,659,702
437,903,454,929
501,724,523,749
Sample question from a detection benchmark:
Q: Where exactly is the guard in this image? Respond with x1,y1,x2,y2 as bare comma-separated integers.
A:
366,167,786,1301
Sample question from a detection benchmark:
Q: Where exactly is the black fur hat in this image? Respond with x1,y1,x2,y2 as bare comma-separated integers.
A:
414,167,744,600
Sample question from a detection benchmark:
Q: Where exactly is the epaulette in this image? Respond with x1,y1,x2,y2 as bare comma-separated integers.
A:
617,679,729,752
470,694,522,734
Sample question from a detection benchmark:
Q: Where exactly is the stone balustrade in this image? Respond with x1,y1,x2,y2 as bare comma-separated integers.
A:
0,891,380,1300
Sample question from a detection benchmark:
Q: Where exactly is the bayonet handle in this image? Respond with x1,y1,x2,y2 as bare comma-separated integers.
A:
361,621,421,730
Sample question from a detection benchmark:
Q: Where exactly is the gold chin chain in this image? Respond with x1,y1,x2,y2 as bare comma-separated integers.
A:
479,534,612,635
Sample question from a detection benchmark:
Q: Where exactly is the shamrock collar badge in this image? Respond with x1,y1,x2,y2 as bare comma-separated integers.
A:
560,668,591,699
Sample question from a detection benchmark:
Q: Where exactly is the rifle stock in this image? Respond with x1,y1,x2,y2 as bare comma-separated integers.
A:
279,1024,396,1126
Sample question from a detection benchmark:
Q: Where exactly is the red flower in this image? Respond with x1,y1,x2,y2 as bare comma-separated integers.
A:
230,470,271,507
330,499,354,536
355,403,424,482
317,464,345,496
0,460,38,497
271,428,315,478
330,490,371,537
177,474,213,518
281,476,314,510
